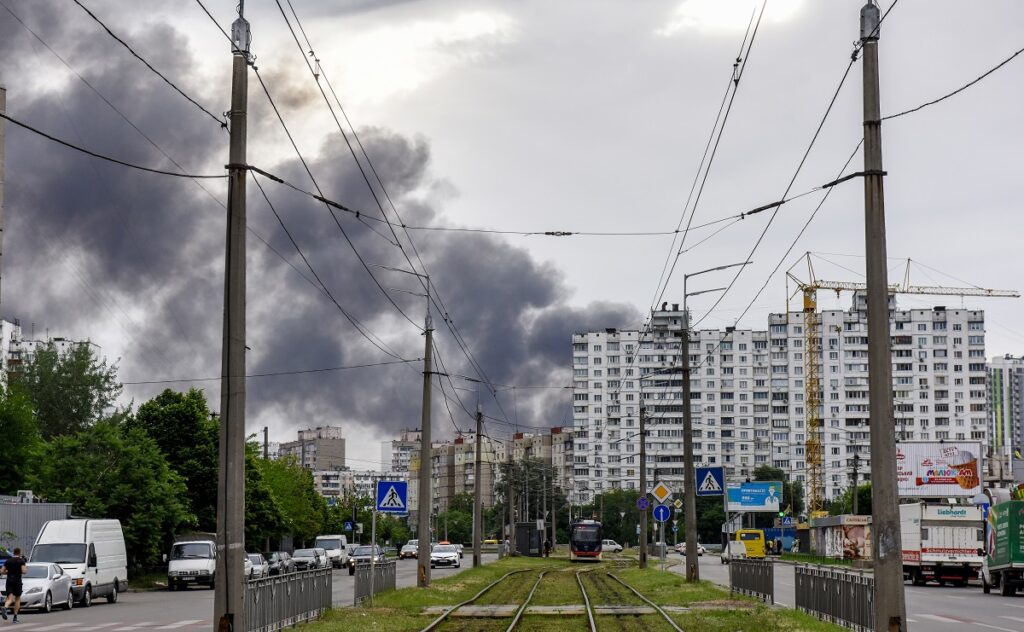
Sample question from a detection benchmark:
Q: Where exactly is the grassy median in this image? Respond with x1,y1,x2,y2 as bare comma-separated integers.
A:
302,555,844,632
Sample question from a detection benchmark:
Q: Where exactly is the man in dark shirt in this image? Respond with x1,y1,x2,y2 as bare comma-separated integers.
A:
1,547,27,622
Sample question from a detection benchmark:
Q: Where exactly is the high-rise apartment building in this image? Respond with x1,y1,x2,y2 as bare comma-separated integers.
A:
989,355,1024,477
280,426,346,471
381,429,421,474
571,298,989,504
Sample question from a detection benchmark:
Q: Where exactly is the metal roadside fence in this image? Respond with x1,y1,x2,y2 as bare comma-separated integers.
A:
245,567,332,632
354,560,397,605
794,564,874,632
729,559,774,604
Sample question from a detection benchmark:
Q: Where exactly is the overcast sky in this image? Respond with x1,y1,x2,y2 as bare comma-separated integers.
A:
1,0,1021,464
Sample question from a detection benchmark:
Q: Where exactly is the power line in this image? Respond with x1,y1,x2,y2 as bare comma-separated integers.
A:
71,0,226,128
122,358,421,385
883,43,1024,121
0,112,224,178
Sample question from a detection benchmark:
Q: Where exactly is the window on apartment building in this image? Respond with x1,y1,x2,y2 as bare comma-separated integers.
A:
969,321,983,331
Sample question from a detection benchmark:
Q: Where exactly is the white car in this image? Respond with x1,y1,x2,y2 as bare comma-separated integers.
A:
430,544,460,569
602,539,623,553
0,563,74,613
676,542,706,556
244,556,253,578
247,554,269,578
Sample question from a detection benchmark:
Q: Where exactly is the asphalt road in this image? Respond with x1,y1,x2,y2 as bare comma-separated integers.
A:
692,555,1024,632
0,554,497,631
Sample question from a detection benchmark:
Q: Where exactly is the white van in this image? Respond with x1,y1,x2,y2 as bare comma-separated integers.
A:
314,535,349,569
31,519,128,606
166,538,216,590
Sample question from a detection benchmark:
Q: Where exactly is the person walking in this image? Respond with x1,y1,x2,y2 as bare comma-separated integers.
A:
502,538,510,557
543,538,552,558
1,547,27,623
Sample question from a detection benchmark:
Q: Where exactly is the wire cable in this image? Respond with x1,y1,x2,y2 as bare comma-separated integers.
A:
122,358,420,385
883,43,1024,121
71,0,226,128
0,112,224,179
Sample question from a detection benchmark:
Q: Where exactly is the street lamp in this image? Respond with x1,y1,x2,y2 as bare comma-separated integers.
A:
680,260,751,582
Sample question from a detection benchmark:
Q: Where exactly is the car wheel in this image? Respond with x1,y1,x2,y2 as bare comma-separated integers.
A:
107,581,119,603
43,590,53,613
81,586,93,607
64,590,74,610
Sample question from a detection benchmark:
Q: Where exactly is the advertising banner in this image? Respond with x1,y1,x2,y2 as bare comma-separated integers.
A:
726,481,783,512
896,441,982,497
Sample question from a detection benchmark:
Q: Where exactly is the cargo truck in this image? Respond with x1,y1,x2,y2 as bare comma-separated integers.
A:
982,500,1024,596
900,502,983,586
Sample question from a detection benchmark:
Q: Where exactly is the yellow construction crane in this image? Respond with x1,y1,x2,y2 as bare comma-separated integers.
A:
786,253,1019,518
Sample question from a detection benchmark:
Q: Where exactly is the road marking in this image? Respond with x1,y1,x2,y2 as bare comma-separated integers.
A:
112,623,158,631
155,621,205,629
76,625,122,631
31,624,79,631
1001,616,1024,623
919,615,1020,632
906,619,918,623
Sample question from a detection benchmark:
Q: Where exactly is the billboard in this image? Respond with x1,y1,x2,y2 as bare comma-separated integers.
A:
896,441,982,498
726,481,783,512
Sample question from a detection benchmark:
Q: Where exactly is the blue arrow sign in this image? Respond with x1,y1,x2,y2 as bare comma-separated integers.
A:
636,496,650,511
376,480,408,514
695,466,725,497
653,504,671,523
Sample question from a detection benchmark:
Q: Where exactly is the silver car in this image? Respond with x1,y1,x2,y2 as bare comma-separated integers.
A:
0,563,74,613
247,553,269,578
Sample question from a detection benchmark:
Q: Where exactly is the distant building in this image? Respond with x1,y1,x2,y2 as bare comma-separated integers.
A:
381,429,421,474
990,355,1024,480
280,426,346,471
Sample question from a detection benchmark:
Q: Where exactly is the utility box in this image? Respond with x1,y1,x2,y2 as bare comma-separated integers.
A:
515,522,542,557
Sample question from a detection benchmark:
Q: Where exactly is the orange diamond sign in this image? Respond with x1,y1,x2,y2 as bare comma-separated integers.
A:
651,482,672,504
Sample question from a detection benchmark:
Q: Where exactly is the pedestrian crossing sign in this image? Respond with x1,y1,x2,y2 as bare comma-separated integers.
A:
376,480,408,514
695,466,725,497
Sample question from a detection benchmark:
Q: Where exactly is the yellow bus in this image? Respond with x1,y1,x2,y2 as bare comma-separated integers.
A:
736,529,766,559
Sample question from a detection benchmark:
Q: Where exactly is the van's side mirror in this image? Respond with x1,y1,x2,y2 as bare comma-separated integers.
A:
163,554,168,563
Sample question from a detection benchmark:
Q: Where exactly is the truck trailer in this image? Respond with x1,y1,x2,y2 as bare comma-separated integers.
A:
982,500,1024,596
900,502,983,586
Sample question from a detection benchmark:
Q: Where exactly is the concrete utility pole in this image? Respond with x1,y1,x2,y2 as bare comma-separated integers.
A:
860,3,906,630
263,426,269,460
416,300,434,587
215,7,250,632
639,406,648,569
0,86,6,315
473,405,483,567
852,453,861,516
681,319,699,582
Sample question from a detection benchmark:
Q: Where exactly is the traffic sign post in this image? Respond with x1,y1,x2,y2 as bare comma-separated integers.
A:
343,521,354,532
651,482,673,504
636,497,650,511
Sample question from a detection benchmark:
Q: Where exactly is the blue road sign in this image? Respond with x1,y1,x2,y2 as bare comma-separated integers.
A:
695,466,725,497
327,497,337,507
376,480,408,514
653,504,671,523
781,516,794,527
672,526,678,533
636,496,650,511
343,521,354,531
726,481,783,513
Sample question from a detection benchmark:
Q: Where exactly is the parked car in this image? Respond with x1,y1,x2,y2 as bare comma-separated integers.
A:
602,539,624,553
399,540,418,559
31,519,128,606
244,556,252,578
165,537,216,591
267,551,294,575
430,544,460,569
292,548,324,571
247,553,269,578
0,563,74,613
347,546,386,576
454,544,464,559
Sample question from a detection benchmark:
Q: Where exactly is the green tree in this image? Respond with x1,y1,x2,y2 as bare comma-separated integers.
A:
256,456,325,545
435,510,472,544
15,341,121,439
829,482,872,516
32,420,193,566
246,448,286,550
126,389,219,530
0,389,41,494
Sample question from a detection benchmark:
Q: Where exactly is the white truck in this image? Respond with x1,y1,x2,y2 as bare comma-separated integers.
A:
31,519,128,606
900,502,984,587
165,535,216,591
314,535,350,569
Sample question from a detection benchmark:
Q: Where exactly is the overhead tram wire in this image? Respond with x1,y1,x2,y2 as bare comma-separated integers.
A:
70,0,226,128
250,67,422,331
652,0,767,310
692,0,903,329
275,1,513,425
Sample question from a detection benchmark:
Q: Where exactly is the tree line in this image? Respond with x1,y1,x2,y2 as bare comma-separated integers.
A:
0,342,394,567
